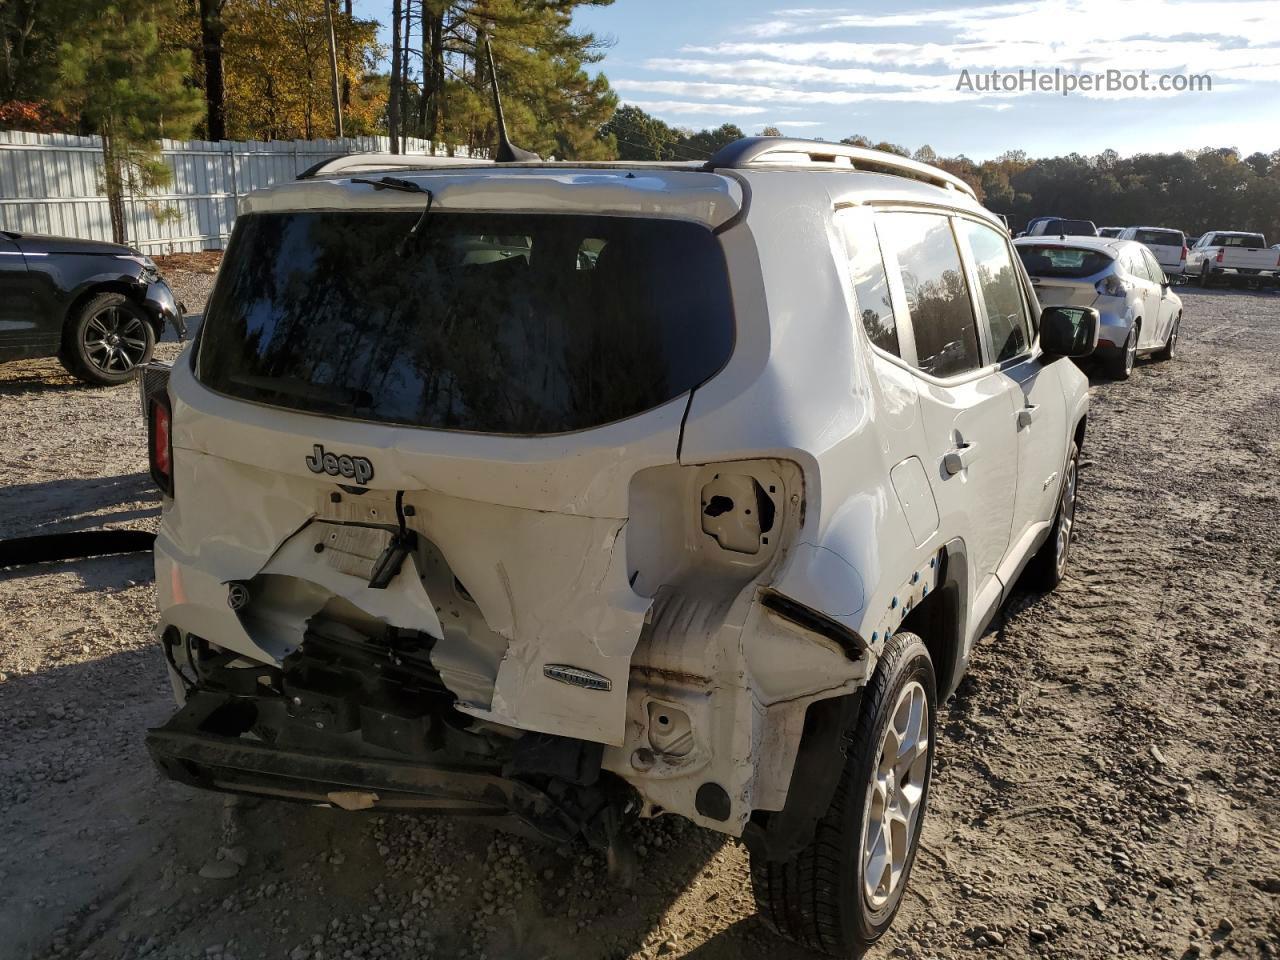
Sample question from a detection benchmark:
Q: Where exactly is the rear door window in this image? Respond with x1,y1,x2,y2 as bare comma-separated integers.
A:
958,220,1031,362
197,211,735,435
1141,248,1168,283
835,208,898,355
877,211,982,378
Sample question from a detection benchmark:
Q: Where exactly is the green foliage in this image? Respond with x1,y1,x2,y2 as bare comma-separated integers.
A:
600,104,742,161
394,0,618,160
838,134,1280,240
54,0,203,242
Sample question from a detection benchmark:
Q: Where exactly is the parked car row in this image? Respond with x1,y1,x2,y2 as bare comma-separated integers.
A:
1019,220,1280,289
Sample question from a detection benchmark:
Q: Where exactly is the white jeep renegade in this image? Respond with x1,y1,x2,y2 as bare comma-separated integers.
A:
142,138,1097,955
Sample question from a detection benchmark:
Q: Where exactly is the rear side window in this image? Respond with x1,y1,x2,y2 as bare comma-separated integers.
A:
1134,229,1182,246
958,221,1030,362
877,211,981,378
1141,248,1168,283
197,211,734,435
1017,245,1113,278
1125,249,1156,282
835,208,898,355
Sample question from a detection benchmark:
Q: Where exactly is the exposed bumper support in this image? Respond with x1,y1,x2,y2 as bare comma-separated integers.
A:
147,692,571,827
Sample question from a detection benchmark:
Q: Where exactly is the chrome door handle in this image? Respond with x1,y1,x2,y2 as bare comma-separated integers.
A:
943,442,979,476
1017,404,1040,429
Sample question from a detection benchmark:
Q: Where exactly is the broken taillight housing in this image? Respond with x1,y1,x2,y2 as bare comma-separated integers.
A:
1215,249,1224,263
148,395,174,495
1095,274,1128,298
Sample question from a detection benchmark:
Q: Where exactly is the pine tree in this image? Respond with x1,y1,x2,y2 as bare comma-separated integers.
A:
54,0,203,243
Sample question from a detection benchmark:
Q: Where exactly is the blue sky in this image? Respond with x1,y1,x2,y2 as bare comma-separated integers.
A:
355,0,1280,161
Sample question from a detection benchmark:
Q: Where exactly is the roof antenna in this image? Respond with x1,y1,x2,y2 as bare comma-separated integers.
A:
484,38,540,163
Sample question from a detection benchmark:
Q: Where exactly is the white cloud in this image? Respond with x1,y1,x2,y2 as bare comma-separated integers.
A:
657,0,1280,106
624,100,770,117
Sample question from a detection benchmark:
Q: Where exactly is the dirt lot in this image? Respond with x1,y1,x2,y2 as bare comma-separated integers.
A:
1,278,1278,960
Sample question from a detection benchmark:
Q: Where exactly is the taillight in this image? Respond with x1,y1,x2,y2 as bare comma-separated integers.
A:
1215,249,1224,263
1095,275,1127,297
1181,245,1188,260
148,397,174,495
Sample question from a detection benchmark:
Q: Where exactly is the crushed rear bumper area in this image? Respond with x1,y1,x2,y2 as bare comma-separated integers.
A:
147,690,618,845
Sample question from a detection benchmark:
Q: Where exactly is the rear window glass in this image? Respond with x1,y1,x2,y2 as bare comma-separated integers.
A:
197,211,734,435
1133,229,1182,246
1016,245,1113,278
1213,233,1266,247
1039,219,1096,237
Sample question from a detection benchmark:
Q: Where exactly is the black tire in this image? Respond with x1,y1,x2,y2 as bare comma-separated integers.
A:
1152,313,1179,362
1107,328,1136,380
60,292,155,385
751,632,936,956
1028,440,1079,591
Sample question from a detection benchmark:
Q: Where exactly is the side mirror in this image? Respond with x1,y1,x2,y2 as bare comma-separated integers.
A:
1040,305,1099,359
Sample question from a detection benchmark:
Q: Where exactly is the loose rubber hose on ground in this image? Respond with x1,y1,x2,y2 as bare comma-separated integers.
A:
0,530,156,568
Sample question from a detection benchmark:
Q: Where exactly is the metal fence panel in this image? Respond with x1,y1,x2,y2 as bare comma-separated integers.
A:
0,131,465,253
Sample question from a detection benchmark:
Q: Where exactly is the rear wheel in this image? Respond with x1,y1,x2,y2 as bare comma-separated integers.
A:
1108,328,1137,380
61,292,155,385
1028,441,1079,590
751,632,936,956
1153,313,1180,362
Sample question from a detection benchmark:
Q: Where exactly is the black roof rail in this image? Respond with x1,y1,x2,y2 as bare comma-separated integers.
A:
702,137,977,199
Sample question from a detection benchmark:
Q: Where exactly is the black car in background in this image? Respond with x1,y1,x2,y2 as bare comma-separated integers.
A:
0,231,185,384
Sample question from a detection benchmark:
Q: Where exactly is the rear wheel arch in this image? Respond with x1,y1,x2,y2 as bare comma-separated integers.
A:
1073,414,1087,452
898,541,966,701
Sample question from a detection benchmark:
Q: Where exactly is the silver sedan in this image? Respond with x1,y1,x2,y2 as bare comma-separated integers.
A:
1015,236,1182,379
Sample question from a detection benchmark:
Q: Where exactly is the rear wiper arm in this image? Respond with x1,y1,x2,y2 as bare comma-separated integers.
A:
350,176,426,193
350,176,435,258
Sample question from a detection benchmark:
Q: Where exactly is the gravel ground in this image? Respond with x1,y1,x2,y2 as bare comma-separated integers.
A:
1,274,1278,960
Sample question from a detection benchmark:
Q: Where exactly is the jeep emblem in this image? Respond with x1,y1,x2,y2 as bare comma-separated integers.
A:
305,444,373,485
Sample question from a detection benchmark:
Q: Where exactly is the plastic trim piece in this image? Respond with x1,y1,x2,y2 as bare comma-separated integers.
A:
759,589,869,660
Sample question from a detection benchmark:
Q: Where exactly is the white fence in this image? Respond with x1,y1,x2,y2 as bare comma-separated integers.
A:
0,131,470,253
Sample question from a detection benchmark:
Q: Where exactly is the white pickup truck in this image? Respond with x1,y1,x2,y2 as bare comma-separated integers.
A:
1186,231,1280,287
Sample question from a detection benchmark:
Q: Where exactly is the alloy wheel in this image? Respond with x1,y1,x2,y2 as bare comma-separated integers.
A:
1124,331,1137,376
83,307,149,375
1054,457,1078,578
862,679,930,913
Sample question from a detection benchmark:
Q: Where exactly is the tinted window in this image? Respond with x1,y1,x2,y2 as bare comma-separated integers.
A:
836,209,898,355
1133,229,1182,246
959,221,1030,362
1215,233,1266,247
1017,245,1113,278
1038,219,1097,237
197,211,734,434
878,212,981,378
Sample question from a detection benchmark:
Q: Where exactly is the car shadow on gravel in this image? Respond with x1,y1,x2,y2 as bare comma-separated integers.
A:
0,472,158,541
0,370,91,395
